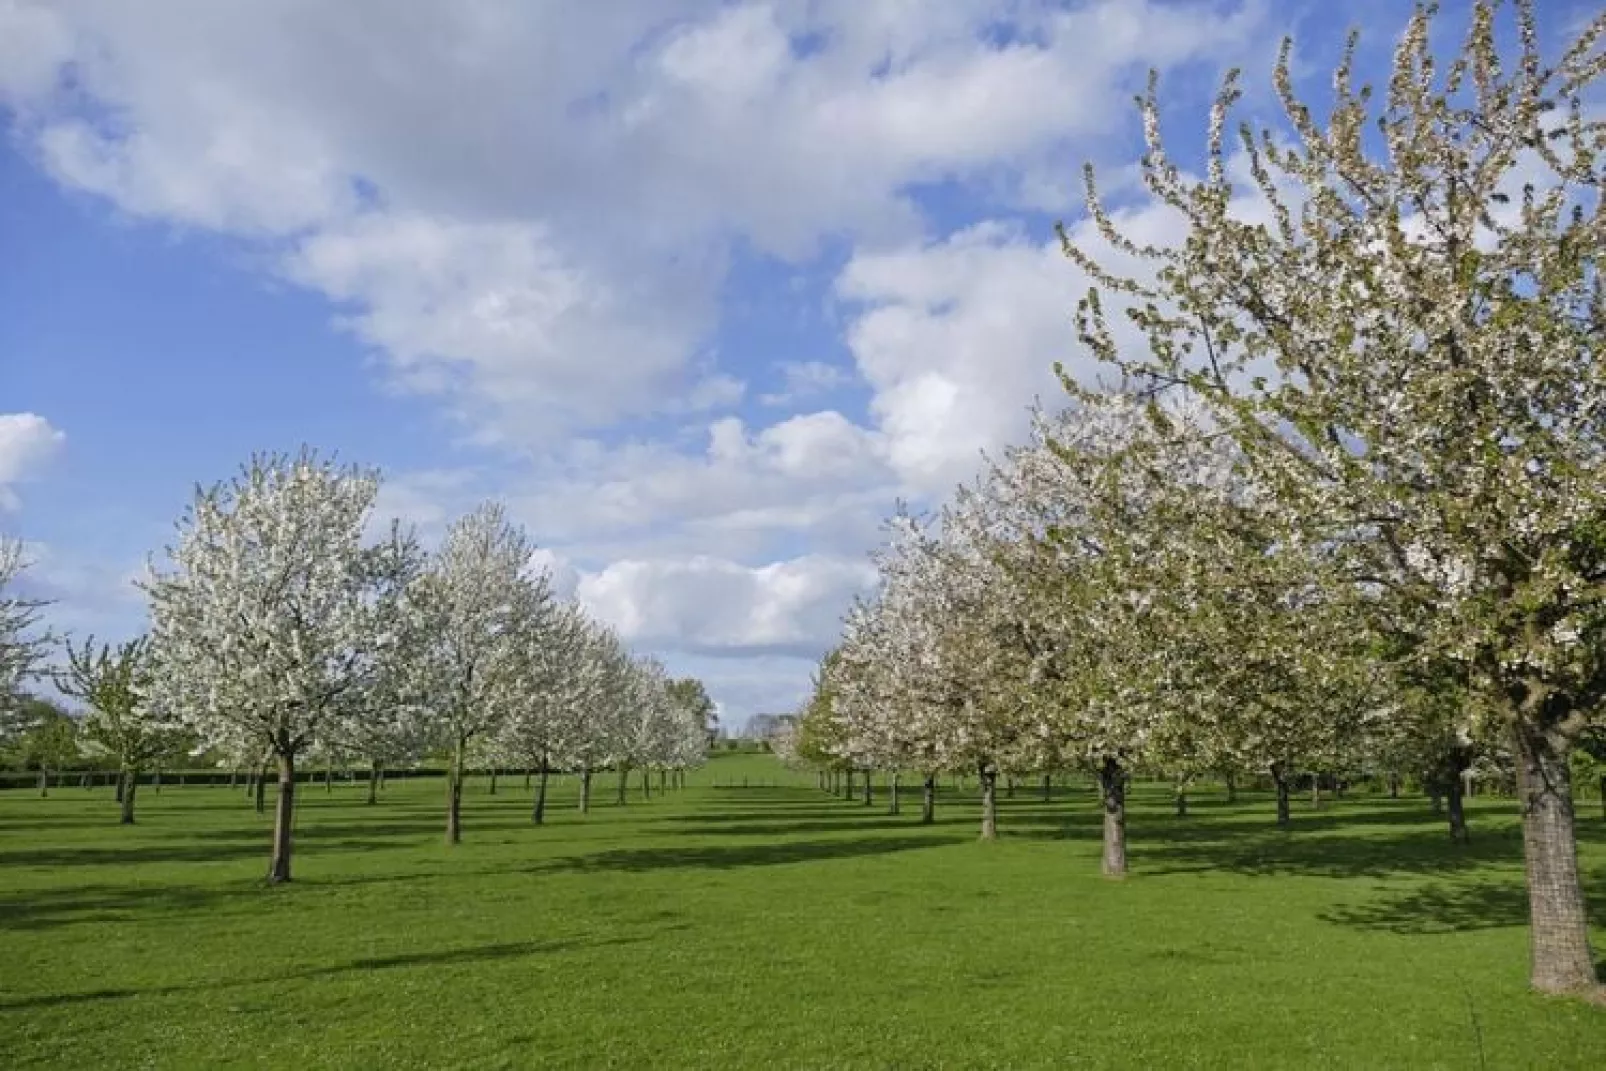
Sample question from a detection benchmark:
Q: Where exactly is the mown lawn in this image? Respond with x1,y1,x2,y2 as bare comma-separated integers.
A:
1,753,1603,1069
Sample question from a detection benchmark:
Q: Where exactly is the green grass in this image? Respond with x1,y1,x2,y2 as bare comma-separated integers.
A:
1,754,1603,1069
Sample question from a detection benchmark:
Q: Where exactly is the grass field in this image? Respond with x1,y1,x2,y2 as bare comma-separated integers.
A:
1,753,1604,1069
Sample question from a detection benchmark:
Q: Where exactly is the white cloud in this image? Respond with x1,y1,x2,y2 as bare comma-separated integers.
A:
507,411,898,561
0,413,66,510
578,553,876,658
284,212,720,437
2,0,1277,716
759,360,855,407
9,540,147,642
3,0,1265,444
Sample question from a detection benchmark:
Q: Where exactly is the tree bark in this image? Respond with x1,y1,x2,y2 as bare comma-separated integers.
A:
1447,775,1469,843
1224,770,1237,803
843,769,854,800
533,755,550,825
489,768,499,795
862,770,873,807
120,767,138,825
641,768,651,799
1388,772,1400,799
889,771,901,815
1098,757,1127,877
524,768,532,790
579,767,592,815
616,766,629,805
367,761,380,805
921,774,936,825
37,767,47,797
1513,725,1599,994
659,769,667,794
1271,763,1291,829
446,739,465,845
324,762,334,793
978,763,997,841
115,769,126,804
228,767,238,790
254,760,268,814
1006,776,1016,799
1041,774,1052,802
1174,783,1188,818
1309,773,1320,809
268,752,295,884
153,768,162,794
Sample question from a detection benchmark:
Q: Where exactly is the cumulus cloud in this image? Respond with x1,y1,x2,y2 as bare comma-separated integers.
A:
0,413,66,510
2,0,1265,443
578,553,876,658
0,0,1276,721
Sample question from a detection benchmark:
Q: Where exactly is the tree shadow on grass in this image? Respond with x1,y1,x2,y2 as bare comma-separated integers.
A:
0,933,653,1012
539,834,966,875
1139,824,1524,881
0,882,255,933
0,836,411,870
1319,868,1606,937
652,818,972,839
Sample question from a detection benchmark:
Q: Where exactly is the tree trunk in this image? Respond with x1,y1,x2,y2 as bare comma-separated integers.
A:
1309,774,1320,809
889,771,901,815
489,768,498,795
1174,783,1188,818
120,768,138,825
254,760,268,814
378,767,386,793
1513,725,1599,994
579,767,592,815
616,766,629,805
37,767,47,797
153,768,162,794
533,755,550,825
268,752,295,884
324,762,333,793
659,769,667,793
921,774,936,825
862,771,873,807
1225,770,1237,803
1429,788,1444,814
228,767,238,790
446,739,465,845
1271,763,1291,828
641,768,650,799
524,768,532,790
1098,757,1127,877
1006,776,1016,799
115,769,125,804
1041,774,1052,802
843,769,854,799
367,761,380,805
1388,772,1400,799
978,763,998,841
1447,775,1469,844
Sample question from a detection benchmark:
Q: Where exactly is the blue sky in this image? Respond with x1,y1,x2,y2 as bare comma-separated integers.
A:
2,0,1590,727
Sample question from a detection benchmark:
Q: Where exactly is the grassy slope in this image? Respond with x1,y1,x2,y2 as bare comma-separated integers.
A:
0,753,1603,1069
